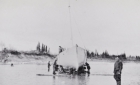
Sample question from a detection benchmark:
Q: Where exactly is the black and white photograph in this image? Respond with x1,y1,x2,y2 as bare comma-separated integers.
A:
0,0,140,85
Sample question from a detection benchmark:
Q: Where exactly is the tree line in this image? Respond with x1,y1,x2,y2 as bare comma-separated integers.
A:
0,42,52,56
36,42,50,53
86,50,127,59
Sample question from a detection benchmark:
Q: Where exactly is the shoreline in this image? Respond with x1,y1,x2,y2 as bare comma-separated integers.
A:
88,58,140,63
1,58,140,65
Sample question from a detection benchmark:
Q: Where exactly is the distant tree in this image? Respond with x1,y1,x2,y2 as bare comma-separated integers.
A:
45,46,47,53
101,52,105,58
87,50,91,58
91,52,94,57
122,53,126,59
111,55,117,59
101,50,110,58
119,53,126,59
104,50,109,58
47,48,50,53
95,49,99,57
36,42,40,52
41,44,45,52
43,45,46,52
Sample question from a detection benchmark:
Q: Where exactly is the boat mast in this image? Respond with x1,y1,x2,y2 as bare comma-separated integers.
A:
68,0,73,46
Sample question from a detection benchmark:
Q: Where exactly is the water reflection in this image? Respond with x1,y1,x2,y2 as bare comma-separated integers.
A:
52,74,90,85
53,76,56,85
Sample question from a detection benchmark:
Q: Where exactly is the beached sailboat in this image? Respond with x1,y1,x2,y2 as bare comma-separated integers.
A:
52,0,89,75
57,45,87,71
49,1,91,74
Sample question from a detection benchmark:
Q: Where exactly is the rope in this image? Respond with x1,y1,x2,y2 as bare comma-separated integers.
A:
68,0,87,50
72,7,87,50
60,23,66,47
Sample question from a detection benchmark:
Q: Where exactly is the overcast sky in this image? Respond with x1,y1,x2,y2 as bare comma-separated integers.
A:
0,0,140,56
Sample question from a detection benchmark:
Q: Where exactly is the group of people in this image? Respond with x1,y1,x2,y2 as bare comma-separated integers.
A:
77,62,91,75
52,60,67,75
48,59,91,75
48,56,123,85
47,46,65,74
49,46,123,85
51,46,90,76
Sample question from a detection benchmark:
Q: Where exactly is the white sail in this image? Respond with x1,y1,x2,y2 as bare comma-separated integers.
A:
57,45,87,70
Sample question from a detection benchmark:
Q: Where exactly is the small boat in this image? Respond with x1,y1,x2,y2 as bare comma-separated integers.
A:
55,45,87,74
57,45,87,70
52,1,90,75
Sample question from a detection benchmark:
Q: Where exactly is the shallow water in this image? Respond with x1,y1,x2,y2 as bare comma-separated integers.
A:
0,61,140,85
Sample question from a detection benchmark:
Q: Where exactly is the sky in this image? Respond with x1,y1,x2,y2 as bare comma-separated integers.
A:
0,0,140,56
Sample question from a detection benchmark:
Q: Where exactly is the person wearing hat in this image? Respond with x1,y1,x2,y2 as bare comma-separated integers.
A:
114,57,123,85
59,46,62,53
59,46,64,53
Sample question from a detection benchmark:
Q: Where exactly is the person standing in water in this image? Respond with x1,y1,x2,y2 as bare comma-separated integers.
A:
53,60,57,75
48,61,51,72
114,57,123,85
85,62,90,74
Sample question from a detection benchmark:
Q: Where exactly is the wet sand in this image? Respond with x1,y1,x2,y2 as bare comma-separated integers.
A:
0,61,140,85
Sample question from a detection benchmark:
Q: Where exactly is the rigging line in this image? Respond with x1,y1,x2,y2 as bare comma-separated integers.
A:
68,0,73,46
59,16,66,47
76,19,87,50
60,26,66,47
72,7,87,50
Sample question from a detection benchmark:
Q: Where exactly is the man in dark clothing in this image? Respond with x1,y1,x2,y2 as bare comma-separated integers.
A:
48,61,51,72
85,62,90,74
114,57,123,85
78,65,85,75
53,60,57,75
